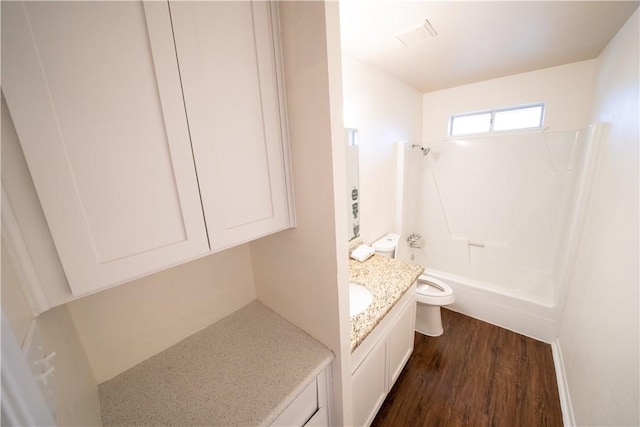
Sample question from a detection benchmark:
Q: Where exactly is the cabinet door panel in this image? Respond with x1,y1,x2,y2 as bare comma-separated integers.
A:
170,1,291,251
2,1,209,295
387,298,416,389
352,343,387,427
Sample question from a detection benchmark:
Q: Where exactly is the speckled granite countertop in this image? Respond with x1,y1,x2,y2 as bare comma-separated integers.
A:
99,301,334,426
350,255,424,352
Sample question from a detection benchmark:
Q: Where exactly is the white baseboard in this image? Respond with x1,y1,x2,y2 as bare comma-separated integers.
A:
551,339,575,427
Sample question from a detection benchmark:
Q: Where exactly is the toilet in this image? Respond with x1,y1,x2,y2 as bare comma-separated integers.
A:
372,233,455,337
414,274,455,336
370,233,400,258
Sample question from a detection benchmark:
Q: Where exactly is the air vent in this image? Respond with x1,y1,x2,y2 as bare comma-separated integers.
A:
396,19,438,46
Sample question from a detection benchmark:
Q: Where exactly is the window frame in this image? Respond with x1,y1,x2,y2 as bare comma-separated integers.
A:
448,102,545,136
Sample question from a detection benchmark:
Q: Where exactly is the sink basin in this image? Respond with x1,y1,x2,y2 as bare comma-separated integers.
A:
349,283,373,317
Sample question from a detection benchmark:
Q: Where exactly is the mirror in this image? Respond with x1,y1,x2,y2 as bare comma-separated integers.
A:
346,128,360,241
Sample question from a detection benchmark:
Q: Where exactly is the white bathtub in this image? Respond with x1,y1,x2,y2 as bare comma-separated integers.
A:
420,268,560,343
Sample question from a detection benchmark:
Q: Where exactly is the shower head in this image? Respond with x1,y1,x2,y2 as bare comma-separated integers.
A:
411,144,431,156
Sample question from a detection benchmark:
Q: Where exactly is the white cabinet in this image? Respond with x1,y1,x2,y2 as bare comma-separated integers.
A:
171,2,293,252
351,287,416,427
352,338,387,427
1,1,293,297
1,1,210,296
387,294,417,386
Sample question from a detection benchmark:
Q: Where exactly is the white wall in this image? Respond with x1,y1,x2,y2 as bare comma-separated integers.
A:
558,9,639,426
1,241,102,426
67,245,256,383
250,2,351,424
422,59,596,142
342,56,423,244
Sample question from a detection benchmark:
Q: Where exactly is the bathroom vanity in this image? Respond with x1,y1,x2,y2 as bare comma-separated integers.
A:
349,255,424,426
99,301,334,426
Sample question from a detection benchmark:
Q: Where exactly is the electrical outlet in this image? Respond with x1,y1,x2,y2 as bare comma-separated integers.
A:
22,320,57,417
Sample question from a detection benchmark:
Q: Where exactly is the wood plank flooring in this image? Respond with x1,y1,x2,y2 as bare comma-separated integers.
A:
372,309,563,427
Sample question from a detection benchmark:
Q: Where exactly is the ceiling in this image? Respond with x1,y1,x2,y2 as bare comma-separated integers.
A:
339,1,639,93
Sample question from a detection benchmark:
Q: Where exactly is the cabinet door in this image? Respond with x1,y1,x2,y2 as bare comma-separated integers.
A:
352,342,387,427
1,1,209,296
386,298,416,389
170,1,293,252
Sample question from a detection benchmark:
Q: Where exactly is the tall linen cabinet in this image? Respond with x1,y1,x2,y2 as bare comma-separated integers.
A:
2,1,294,299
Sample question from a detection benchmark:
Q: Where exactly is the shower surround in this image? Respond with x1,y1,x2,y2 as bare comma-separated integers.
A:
400,126,602,341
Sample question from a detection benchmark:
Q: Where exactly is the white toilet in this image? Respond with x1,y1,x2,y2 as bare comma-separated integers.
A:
372,233,455,337
414,274,455,336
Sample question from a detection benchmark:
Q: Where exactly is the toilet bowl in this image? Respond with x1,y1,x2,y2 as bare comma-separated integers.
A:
415,274,455,337
371,233,456,337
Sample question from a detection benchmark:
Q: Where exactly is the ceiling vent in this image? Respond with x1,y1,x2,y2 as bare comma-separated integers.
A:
396,19,438,46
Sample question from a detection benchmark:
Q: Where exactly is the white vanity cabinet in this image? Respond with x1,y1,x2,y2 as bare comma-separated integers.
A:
1,1,293,297
351,286,417,427
352,336,387,426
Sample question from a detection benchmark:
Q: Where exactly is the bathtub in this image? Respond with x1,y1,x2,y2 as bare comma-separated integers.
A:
420,268,560,343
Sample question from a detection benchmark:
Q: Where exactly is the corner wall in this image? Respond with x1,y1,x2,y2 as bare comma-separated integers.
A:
342,56,423,244
250,2,351,424
557,9,639,426
2,240,102,426
67,245,256,383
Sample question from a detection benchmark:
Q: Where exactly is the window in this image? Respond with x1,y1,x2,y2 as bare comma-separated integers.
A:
450,112,492,135
449,103,545,136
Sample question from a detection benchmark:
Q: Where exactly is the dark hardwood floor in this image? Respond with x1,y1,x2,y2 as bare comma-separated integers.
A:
372,309,563,427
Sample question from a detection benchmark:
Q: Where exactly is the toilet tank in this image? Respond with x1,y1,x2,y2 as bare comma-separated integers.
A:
372,233,400,258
